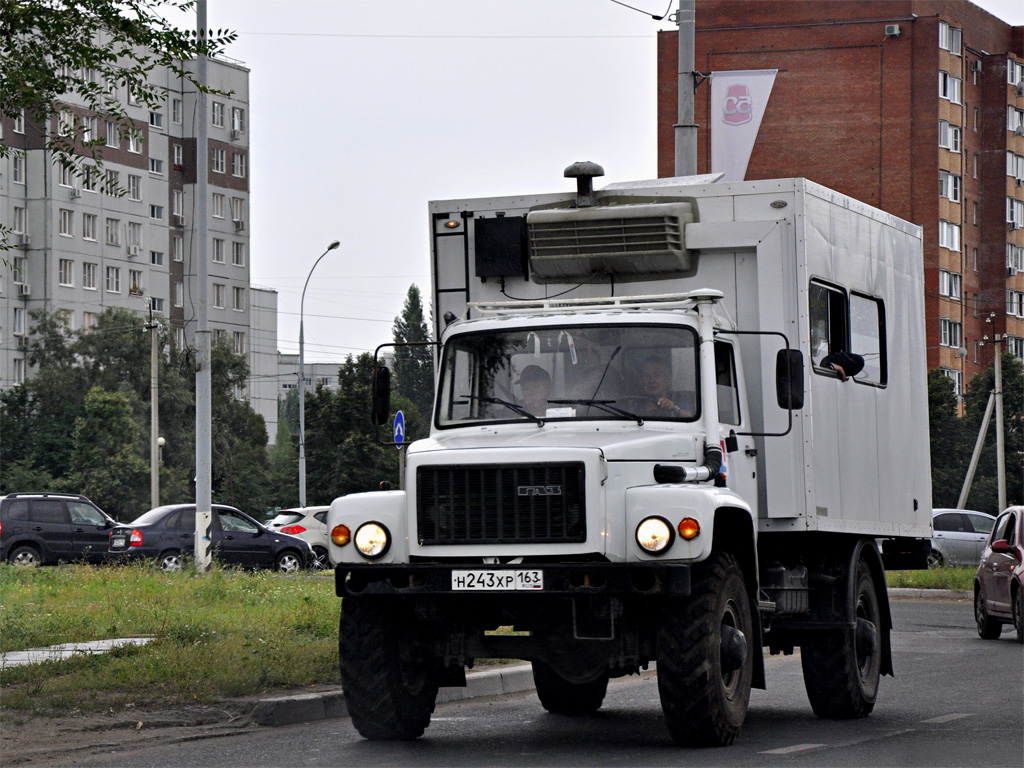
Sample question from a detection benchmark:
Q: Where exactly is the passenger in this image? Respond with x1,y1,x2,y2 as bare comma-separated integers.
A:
519,365,552,416
820,351,865,382
638,357,695,417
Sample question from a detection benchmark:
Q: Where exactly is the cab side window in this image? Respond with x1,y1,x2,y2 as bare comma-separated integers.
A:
714,341,741,425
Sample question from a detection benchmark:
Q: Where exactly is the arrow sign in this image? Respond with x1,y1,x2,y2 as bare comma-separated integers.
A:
393,410,405,447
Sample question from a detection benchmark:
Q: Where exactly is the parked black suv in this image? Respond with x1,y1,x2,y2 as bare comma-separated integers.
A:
0,492,118,566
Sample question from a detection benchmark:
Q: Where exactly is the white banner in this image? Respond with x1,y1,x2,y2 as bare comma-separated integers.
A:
710,70,778,182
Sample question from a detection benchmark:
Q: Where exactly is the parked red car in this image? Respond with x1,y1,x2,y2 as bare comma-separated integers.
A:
974,505,1024,643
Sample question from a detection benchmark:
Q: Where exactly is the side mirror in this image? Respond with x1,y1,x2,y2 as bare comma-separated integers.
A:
371,366,392,426
776,349,805,410
991,539,1011,553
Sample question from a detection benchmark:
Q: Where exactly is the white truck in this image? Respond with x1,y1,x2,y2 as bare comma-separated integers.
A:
327,164,932,746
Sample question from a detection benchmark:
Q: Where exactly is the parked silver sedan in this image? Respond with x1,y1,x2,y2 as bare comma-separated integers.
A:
929,508,996,567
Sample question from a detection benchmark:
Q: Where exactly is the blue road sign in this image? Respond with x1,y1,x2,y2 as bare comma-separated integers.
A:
393,410,405,447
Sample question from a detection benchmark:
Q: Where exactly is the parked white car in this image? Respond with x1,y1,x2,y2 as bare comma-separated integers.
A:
930,508,996,567
267,507,330,569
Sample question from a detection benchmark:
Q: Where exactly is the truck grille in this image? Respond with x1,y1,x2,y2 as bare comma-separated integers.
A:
416,463,586,545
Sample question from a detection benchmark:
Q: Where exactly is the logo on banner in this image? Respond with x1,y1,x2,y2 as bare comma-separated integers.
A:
722,84,753,125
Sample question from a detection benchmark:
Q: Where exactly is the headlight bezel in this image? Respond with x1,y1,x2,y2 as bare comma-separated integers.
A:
353,521,391,559
635,515,675,555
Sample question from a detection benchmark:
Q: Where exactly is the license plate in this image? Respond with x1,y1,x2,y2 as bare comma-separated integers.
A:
451,569,544,591
112,537,126,548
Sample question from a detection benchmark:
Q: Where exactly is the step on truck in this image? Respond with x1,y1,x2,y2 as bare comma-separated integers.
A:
327,164,933,746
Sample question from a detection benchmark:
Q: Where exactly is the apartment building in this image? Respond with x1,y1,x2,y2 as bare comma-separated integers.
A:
657,0,1024,395
1,55,274,430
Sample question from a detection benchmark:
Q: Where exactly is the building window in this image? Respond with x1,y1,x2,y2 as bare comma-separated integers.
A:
1009,290,1024,317
172,235,183,262
11,256,25,284
129,269,143,294
232,241,245,267
128,132,142,154
939,72,961,104
212,148,225,173
82,213,97,241
938,21,962,55
149,158,163,175
231,196,245,226
13,358,25,385
83,311,97,330
212,193,225,218
939,318,962,347
1009,152,1024,183
59,209,73,237
939,170,960,202
231,152,246,178
172,143,183,167
58,109,73,136
127,221,143,250
231,107,245,133
13,206,27,234
212,101,224,127
105,265,121,293
939,120,961,152
232,286,245,311
104,169,120,195
1009,107,1024,132
149,111,163,129
127,174,142,200
172,98,182,124
973,201,978,225
973,154,979,179
12,155,25,184
59,259,74,286
150,204,163,220
106,120,119,147
939,269,962,300
212,238,225,263
938,220,960,251
13,109,25,133
174,281,183,308
973,107,978,132
151,250,164,266
82,166,97,192
105,217,120,245
175,326,185,349
1009,243,1024,274
151,297,165,313
973,247,978,272
233,331,245,354
81,115,98,142
1009,58,1024,86
14,307,26,335
940,367,963,399
1008,197,1024,229
58,164,73,187
213,283,225,308
172,189,183,216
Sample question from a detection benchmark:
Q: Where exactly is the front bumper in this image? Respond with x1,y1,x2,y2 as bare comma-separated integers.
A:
336,562,691,598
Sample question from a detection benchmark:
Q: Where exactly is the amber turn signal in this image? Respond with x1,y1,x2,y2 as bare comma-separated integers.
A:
677,517,700,540
331,524,351,547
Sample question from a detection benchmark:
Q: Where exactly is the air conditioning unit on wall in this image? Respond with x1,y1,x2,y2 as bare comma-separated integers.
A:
971,60,983,72
18,283,31,297
884,24,901,37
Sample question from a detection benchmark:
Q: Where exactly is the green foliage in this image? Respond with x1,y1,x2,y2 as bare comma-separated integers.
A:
0,564,338,714
927,369,968,509
69,387,149,519
0,308,270,518
886,566,975,592
0,1,236,190
391,284,434,436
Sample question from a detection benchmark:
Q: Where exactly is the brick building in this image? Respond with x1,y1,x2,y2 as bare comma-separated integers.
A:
657,0,1024,394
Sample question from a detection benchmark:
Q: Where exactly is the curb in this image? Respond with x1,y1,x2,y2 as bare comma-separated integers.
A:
245,589,968,727
247,664,537,727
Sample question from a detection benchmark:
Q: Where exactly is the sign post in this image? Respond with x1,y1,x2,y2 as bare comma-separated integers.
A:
394,410,406,491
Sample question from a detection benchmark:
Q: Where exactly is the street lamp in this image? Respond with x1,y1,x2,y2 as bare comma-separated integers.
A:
298,240,341,508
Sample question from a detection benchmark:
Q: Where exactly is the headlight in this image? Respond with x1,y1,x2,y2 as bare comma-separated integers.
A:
636,516,674,555
331,524,351,547
354,522,390,559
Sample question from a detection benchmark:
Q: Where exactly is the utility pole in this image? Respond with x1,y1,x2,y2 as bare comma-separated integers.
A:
194,0,213,572
994,338,1006,512
674,0,697,176
148,305,160,509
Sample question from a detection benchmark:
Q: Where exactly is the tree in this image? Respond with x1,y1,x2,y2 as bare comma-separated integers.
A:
927,369,968,509
69,387,149,520
0,1,234,171
391,284,434,435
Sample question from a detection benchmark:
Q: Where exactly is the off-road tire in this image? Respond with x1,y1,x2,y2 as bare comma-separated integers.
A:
656,552,753,747
974,584,1002,639
532,660,609,715
339,598,439,740
801,559,881,718
9,545,41,566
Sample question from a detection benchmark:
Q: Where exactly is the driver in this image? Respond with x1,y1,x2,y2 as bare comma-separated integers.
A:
638,357,694,417
519,365,552,416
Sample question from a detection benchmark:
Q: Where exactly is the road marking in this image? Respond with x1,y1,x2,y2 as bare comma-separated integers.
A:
761,743,826,754
921,713,972,724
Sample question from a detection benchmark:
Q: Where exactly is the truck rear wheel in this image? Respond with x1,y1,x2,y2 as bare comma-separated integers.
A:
532,660,609,715
801,558,881,718
656,552,753,747
339,598,439,740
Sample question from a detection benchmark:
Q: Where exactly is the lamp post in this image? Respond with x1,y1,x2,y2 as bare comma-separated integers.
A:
299,240,341,508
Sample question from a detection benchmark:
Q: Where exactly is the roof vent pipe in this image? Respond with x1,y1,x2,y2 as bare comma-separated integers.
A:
564,161,605,208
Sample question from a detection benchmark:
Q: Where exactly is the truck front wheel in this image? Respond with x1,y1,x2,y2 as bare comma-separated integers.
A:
656,552,753,747
801,558,881,718
532,660,609,715
339,598,439,740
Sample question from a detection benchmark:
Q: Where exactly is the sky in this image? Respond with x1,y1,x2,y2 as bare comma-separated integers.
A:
189,0,1024,365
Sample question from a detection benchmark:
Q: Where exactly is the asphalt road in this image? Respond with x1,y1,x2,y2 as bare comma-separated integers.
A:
62,598,1023,768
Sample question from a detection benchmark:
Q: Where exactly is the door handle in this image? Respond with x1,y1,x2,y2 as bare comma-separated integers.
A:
31,526,44,532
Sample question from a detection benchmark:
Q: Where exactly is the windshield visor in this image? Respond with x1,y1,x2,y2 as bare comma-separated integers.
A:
436,323,700,427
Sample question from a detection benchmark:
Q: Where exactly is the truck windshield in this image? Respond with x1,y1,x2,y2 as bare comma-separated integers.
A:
436,323,700,427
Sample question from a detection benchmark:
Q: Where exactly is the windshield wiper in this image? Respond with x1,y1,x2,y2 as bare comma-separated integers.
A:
457,394,544,426
547,399,644,426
